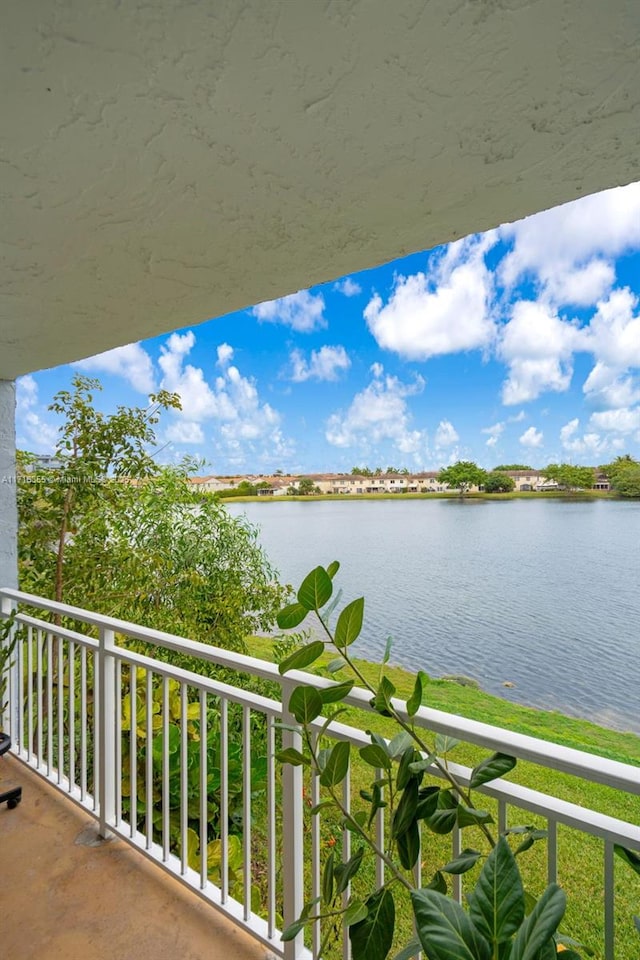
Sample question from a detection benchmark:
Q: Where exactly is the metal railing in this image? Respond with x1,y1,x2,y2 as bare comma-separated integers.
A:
1,588,639,960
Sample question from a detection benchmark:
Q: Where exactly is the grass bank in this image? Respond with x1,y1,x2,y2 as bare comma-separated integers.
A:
220,490,615,503
248,636,640,959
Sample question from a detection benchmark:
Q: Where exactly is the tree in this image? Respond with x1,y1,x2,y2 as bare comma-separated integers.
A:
543,463,595,491
483,471,515,493
437,461,487,497
600,455,640,498
351,466,373,477
18,374,181,604
18,376,286,651
295,477,321,496
493,463,532,471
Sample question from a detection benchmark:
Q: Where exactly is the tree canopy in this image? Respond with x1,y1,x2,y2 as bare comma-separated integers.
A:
600,455,640,498
437,461,487,496
493,464,532,471
543,463,595,491
483,471,516,493
18,375,286,651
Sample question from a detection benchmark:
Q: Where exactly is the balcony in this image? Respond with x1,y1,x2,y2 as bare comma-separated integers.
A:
1,589,639,960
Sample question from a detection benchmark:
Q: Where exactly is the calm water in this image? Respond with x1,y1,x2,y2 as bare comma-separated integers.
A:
227,498,640,733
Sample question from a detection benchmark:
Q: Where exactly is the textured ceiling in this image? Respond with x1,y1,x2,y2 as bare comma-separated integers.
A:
2,0,639,379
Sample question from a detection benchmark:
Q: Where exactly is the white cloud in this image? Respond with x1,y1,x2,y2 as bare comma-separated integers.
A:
500,181,640,306
165,421,205,444
482,421,505,447
559,418,613,458
325,369,425,456
334,277,362,297
289,345,351,382
520,426,544,448
370,362,384,379
16,375,38,414
508,410,526,423
434,420,459,447
499,301,583,404
15,375,58,452
74,342,155,393
364,235,496,360
589,407,640,435
251,290,326,333
216,343,234,367
159,332,222,421
158,332,294,466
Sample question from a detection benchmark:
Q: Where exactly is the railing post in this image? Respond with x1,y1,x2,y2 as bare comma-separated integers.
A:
98,627,116,838
281,678,306,960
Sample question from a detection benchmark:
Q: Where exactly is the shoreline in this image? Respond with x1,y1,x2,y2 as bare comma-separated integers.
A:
220,489,618,504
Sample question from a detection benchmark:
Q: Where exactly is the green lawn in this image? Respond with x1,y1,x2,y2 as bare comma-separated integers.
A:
248,636,640,960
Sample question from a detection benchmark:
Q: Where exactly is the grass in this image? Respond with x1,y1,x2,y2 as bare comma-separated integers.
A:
219,489,616,503
247,636,640,960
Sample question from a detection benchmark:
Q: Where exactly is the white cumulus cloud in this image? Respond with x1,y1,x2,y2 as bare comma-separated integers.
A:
482,422,505,447
589,407,640,435
434,420,459,447
500,181,640,306
520,426,544,448
334,277,362,297
289,345,351,382
325,366,425,456
364,235,496,360
74,342,155,393
499,301,584,404
251,290,326,333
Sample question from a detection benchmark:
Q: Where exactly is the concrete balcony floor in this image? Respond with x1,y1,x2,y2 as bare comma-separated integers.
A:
1,757,270,960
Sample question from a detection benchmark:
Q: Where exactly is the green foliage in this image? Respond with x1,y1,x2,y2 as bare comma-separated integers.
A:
0,612,18,731
277,564,583,960
543,464,596,492
286,477,321,496
18,377,286,653
483,471,516,493
600,455,640,498
494,464,532,471
437,461,488,496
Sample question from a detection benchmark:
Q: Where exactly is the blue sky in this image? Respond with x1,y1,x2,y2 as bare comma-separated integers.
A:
17,182,640,474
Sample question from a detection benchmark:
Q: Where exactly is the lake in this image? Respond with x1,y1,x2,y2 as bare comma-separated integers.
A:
227,498,640,733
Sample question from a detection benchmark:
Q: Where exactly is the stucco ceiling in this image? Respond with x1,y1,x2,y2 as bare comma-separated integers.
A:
2,0,639,379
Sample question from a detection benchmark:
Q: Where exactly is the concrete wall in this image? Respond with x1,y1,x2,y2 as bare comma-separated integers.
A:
0,381,17,590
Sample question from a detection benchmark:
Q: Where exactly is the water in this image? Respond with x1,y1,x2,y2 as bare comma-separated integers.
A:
227,498,640,733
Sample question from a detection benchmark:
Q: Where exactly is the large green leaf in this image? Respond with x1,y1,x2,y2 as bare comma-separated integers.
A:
509,885,566,960
319,679,354,704
411,889,491,960
614,844,640,876
288,685,324,724
349,888,395,960
298,566,333,611
406,671,428,717
360,743,392,770
326,560,340,579
469,752,517,789
278,640,325,675
392,778,418,839
276,601,309,629
469,836,524,945
393,938,421,960
275,747,309,766
422,789,458,834
335,597,365,647
397,819,421,870
441,848,482,875
397,745,422,790
319,740,350,787
344,900,368,927
370,675,396,717
334,846,364,894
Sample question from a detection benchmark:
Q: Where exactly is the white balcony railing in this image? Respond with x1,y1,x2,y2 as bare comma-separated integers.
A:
1,588,639,960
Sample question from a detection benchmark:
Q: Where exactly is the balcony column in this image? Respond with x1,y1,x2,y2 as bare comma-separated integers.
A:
0,380,18,737
0,380,18,592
